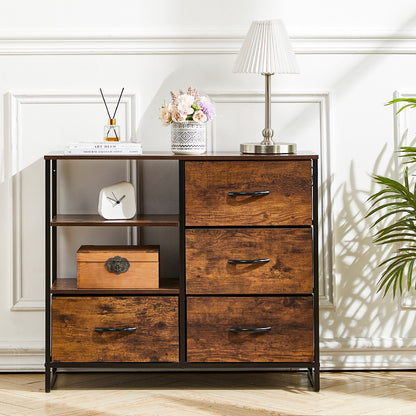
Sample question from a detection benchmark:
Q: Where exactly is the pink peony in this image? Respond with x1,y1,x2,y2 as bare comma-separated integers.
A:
176,94,195,116
192,110,207,123
171,109,187,123
159,106,172,125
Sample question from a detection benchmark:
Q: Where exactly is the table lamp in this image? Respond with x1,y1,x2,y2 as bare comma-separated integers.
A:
233,20,299,154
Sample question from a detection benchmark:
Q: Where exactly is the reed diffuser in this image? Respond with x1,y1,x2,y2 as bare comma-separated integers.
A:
100,88,124,141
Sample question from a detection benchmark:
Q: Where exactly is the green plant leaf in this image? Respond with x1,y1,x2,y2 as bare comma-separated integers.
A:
368,100,416,297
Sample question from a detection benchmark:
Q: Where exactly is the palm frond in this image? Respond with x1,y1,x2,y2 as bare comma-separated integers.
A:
368,154,416,297
385,98,416,115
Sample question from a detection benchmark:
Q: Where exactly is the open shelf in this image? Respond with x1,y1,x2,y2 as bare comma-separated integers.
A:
51,278,179,295
51,214,179,227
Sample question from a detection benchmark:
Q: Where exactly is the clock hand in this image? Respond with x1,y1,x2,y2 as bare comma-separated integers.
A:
112,192,118,202
118,195,126,203
106,196,118,203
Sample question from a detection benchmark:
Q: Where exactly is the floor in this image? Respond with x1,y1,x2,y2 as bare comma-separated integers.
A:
0,371,415,416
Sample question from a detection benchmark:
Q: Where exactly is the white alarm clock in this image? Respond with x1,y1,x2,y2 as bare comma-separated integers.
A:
98,181,136,219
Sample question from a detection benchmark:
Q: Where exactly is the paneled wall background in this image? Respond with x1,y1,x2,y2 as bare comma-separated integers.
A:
1,0,416,370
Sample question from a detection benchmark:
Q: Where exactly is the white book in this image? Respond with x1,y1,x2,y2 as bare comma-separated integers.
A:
64,148,143,155
67,142,142,150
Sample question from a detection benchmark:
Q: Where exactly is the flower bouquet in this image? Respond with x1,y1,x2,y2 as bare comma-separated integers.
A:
160,87,215,154
159,87,215,125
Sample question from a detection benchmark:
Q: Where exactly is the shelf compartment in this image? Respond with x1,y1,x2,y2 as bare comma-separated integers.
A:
51,278,179,295
51,214,179,227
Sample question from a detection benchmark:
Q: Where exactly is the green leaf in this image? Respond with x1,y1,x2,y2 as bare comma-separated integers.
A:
407,260,414,290
368,147,416,297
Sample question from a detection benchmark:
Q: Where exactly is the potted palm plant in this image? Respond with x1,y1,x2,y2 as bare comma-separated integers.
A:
367,97,416,297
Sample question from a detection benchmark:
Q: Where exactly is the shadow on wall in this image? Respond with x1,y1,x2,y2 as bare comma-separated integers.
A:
327,130,416,365
134,68,223,276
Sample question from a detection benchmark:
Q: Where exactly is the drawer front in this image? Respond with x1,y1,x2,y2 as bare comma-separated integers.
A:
185,161,312,226
186,228,312,294
52,296,178,362
187,296,313,362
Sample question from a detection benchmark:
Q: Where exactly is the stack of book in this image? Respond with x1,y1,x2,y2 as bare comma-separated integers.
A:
64,142,143,155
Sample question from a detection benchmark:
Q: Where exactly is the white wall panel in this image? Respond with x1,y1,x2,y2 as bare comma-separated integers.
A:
1,0,416,370
6,93,136,311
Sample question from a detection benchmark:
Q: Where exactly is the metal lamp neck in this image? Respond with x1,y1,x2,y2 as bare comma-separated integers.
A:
261,73,275,145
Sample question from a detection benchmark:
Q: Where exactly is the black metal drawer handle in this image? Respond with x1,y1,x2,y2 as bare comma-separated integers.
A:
228,191,270,196
228,258,270,265
229,326,272,333
94,327,136,333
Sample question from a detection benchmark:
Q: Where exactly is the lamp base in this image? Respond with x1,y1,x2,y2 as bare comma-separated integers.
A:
240,142,297,154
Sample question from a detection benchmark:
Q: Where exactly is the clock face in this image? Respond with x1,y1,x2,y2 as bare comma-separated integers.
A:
98,182,136,219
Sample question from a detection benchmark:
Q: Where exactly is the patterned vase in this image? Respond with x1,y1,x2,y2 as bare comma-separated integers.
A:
171,121,206,155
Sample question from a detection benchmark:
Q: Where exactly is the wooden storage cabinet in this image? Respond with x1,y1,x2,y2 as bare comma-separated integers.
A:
45,152,319,392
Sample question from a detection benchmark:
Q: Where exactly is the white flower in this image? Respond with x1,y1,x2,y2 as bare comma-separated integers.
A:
159,106,172,126
172,109,187,123
192,110,207,123
176,94,195,116
165,102,175,113
199,95,209,102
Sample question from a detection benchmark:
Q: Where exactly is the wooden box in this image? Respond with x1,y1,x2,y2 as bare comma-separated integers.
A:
77,245,159,289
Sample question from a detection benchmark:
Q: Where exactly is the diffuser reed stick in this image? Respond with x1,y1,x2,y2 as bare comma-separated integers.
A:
100,88,112,119
112,87,124,119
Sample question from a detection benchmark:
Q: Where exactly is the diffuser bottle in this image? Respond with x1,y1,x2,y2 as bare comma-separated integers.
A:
104,118,120,141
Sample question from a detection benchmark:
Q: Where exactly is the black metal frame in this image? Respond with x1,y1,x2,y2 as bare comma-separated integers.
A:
179,161,186,362
311,158,320,391
45,156,320,392
45,159,50,392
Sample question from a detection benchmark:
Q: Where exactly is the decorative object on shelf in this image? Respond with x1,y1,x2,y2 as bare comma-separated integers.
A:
100,87,124,142
171,121,207,155
77,245,159,289
64,141,142,155
233,20,299,154
98,181,136,219
159,87,215,154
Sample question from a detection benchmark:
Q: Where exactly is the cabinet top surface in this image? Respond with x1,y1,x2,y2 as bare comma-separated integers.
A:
45,151,318,160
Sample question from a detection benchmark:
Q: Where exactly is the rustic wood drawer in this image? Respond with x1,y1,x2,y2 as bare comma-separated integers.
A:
185,161,312,226
186,228,312,294
52,296,178,363
187,296,313,362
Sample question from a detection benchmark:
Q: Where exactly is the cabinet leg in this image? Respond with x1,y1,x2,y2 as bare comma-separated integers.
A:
45,367,57,392
307,365,320,391
45,365,51,392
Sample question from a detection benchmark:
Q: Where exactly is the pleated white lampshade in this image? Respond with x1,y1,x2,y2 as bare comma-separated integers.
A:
233,20,299,75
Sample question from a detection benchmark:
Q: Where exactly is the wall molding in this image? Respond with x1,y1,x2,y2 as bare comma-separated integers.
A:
1,338,415,372
207,91,335,308
1,30,416,55
0,340,44,371
321,337,416,370
6,92,137,311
